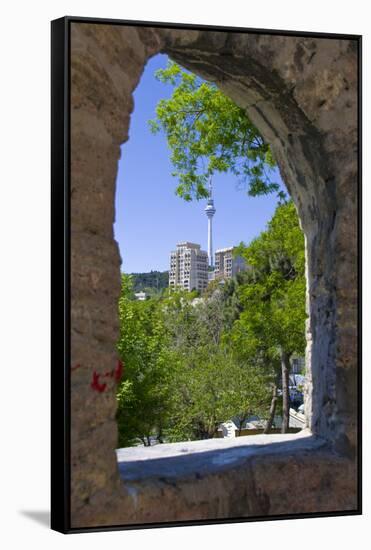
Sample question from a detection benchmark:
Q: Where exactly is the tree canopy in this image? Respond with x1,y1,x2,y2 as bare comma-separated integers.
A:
234,201,306,355
149,60,284,201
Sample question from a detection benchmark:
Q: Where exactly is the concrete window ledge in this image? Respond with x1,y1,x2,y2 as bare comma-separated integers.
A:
113,432,357,525
117,431,322,481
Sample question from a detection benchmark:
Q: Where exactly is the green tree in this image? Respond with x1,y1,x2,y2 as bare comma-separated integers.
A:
116,275,175,446
163,288,272,441
150,61,283,201
233,201,306,432
167,344,271,441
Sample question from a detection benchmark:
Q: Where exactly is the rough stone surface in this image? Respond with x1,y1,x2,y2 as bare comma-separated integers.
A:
70,23,359,528
113,433,357,524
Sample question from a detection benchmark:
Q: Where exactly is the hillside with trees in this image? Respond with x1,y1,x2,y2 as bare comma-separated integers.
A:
129,270,169,294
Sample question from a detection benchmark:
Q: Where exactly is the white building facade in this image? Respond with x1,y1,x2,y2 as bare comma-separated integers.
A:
214,247,247,280
169,242,209,292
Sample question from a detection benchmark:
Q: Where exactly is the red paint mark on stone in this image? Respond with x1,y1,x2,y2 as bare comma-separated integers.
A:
89,361,124,393
91,371,107,393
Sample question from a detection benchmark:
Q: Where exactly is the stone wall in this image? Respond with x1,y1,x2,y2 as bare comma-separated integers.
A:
69,22,359,528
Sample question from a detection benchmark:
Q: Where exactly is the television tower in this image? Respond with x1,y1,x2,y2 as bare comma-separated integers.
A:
205,178,216,268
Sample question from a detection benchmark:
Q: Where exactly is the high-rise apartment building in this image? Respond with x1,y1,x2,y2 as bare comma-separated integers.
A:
214,247,247,280
169,242,209,292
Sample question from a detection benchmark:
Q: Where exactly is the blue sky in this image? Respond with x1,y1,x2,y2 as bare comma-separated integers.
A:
114,54,285,273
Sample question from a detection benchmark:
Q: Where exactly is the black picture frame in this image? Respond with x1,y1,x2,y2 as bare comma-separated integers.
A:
51,16,362,534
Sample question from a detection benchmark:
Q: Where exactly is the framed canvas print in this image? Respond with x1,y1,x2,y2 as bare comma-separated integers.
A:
51,16,362,533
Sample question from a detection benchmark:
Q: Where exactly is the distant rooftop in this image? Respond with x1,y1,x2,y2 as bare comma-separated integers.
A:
215,247,234,254
176,242,201,249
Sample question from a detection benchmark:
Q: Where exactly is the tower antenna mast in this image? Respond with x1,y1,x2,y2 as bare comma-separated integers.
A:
205,178,216,268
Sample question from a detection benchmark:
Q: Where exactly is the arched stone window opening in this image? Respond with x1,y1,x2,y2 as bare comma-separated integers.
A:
113,51,295,445
70,23,359,528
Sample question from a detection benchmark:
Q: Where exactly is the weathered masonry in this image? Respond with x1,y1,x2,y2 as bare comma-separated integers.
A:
69,21,360,528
